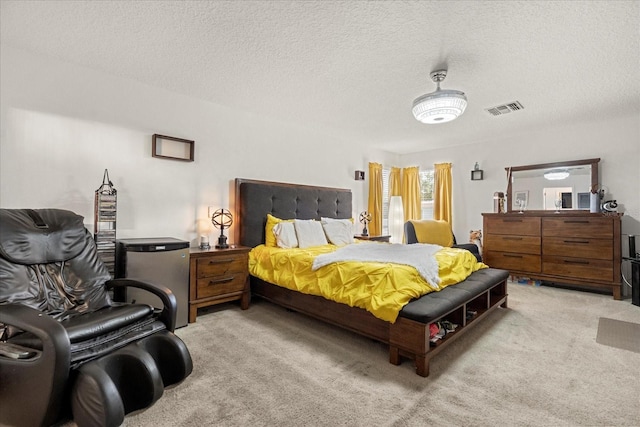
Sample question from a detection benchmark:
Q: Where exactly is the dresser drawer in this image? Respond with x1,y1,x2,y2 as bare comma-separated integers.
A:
542,217,612,238
196,253,247,278
543,237,612,260
196,272,247,299
542,256,613,282
484,235,540,255
484,251,541,273
484,216,540,236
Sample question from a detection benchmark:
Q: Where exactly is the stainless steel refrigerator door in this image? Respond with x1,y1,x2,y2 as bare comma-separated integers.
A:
124,247,189,328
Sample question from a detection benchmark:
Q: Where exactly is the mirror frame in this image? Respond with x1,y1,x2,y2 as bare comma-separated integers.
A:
505,158,600,213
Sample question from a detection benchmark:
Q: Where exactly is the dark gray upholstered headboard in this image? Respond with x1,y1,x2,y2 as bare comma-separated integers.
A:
235,178,352,248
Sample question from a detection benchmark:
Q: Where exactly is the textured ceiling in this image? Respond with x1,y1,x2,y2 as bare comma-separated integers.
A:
2,1,639,154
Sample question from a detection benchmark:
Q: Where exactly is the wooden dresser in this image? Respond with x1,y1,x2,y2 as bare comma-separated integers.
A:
482,212,622,299
188,246,251,323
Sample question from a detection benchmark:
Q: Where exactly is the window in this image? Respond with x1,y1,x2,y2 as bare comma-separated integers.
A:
420,169,434,220
380,168,434,233
381,168,390,234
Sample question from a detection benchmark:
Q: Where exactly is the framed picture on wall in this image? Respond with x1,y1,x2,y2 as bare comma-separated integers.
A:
152,134,195,162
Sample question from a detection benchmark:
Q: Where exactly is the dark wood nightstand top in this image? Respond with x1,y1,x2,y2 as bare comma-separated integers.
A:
189,245,251,258
354,235,391,242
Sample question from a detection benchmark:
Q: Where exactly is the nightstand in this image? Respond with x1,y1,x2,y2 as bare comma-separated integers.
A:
354,235,391,242
188,246,250,323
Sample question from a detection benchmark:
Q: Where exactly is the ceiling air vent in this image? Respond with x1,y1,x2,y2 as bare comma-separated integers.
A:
485,101,524,116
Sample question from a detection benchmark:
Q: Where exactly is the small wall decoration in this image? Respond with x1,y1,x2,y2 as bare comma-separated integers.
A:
152,134,195,162
471,169,483,180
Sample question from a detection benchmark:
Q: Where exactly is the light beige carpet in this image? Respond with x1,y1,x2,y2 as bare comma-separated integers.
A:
108,283,640,426
596,317,640,353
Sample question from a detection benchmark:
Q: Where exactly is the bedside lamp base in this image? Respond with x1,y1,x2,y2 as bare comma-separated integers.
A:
215,233,229,249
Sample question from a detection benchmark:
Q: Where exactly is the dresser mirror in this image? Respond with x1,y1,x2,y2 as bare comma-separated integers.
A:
505,158,600,212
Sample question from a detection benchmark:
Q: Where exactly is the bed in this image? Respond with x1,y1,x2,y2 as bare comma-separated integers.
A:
235,178,509,377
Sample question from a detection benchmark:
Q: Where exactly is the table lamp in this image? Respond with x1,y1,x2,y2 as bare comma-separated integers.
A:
211,208,233,249
359,211,371,236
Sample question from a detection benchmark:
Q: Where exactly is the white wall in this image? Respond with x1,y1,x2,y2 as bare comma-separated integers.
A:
0,46,395,246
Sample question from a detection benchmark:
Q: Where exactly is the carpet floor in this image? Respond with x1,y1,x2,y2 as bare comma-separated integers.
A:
113,282,640,426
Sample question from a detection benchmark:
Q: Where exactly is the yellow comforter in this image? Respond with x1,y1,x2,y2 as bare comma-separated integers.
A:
249,243,487,323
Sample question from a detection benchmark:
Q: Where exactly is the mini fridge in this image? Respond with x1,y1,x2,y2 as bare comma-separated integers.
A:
115,237,190,328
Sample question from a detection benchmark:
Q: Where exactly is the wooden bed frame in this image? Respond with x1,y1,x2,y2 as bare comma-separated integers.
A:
235,178,508,377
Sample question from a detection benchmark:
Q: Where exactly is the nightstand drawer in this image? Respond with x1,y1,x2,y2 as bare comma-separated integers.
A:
196,273,247,299
196,254,247,278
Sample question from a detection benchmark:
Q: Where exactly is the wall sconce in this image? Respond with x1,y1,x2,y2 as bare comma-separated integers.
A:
211,208,233,249
388,196,404,244
355,170,365,181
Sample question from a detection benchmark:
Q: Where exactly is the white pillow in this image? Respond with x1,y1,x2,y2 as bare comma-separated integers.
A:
293,219,328,248
320,217,355,246
273,221,298,249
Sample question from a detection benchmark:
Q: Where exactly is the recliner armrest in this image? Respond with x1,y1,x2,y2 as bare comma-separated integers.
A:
0,304,71,427
106,279,178,332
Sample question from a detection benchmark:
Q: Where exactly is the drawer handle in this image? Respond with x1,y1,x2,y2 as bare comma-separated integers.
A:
208,259,233,265
208,275,236,284
503,254,523,258
503,219,523,223
564,220,589,224
563,260,589,265
503,237,523,241
563,240,589,244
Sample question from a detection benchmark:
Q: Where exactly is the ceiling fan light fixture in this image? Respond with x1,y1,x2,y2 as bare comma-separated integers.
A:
544,169,570,180
412,70,467,124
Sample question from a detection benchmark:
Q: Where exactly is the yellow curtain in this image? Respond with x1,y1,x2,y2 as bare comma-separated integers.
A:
367,162,383,236
389,167,401,197
401,166,421,221
434,163,452,225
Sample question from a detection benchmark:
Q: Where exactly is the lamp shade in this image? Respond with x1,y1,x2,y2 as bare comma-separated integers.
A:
388,196,404,244
211,209,233,229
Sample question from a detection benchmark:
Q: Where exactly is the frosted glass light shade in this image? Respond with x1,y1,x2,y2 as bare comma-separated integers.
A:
412,90,467,124
544,169,570,180
388,196,405,244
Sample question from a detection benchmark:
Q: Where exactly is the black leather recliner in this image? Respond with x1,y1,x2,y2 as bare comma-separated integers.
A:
0,208,193,427
404,220,482,262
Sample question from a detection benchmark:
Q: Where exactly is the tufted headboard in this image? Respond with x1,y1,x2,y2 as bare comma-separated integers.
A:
235,178,352,248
